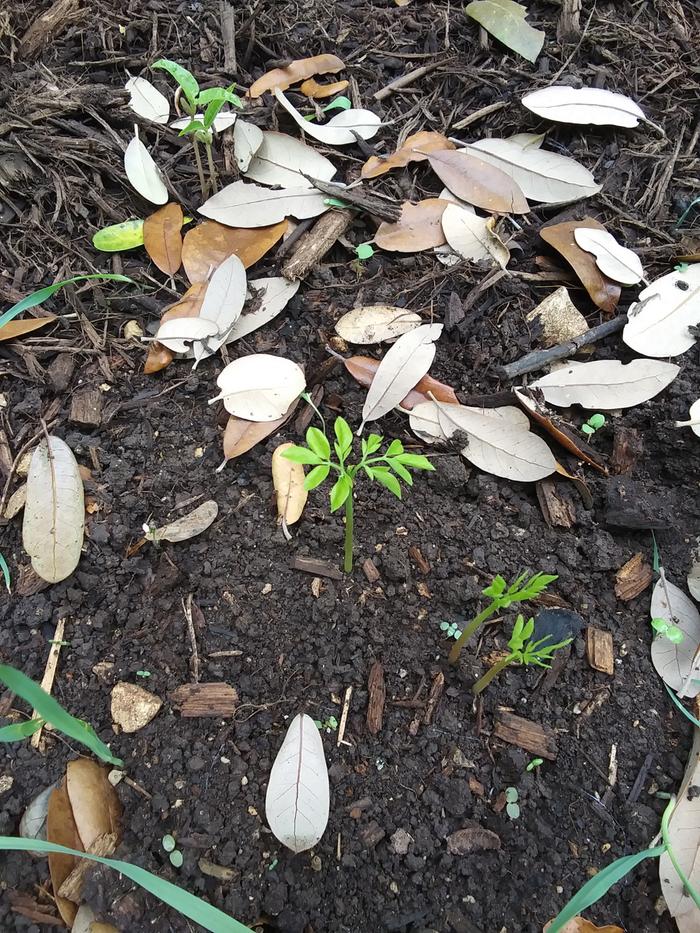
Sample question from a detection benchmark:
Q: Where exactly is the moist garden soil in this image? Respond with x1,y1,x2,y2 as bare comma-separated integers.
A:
1,1,700,931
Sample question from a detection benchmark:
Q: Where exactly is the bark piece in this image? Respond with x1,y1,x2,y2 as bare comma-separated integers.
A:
359,821,385,849
493,710,558,760
615,553,653,601
362,558,380,583
282,209,354,281
423,671,445,725
446,824,500,855
366,662,385,735
605,476,669,530
19,0,83,60
610,426,642,475
69,387,103,428
585,628,614,675
57,832,117,902
409,546,430,574
170,682,239,717
199,858,236,881
445,292,465,330
536,478,576,528
290,555,343,580
48,355,76,393
558,0,582,40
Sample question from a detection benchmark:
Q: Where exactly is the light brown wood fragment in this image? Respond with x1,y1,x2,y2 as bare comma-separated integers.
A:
170,683,238,717
362,558,380,583
69,387,102,428
585,627,615,675
536,478,576,528
31,618,66,748
282,210,354,281
615,553,653,601
366,662,385,735
19,0,83,60
57,831,118,901
493,710,558,760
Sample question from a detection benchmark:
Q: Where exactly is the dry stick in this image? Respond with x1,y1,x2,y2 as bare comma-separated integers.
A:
182,594,200,683
452,101,508,131
499,315,628,380
301,174,401,223
31,617,66,749
336,686,353,748
373,59,452,102
282,209,355,281
219,0,237,74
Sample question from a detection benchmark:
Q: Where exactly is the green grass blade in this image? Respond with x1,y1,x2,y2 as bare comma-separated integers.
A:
0,274,133,329
665,683,700,727
0,665,122,766
0,718,43,741
0,552,10,593
0,837,253,932
547,845,666,932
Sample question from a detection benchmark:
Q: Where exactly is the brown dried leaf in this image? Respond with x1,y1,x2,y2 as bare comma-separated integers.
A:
427,150,529,214
300,77,349,99
344,355,458,410
615,552,652,600
160,281,208,324
375,199,449,253
144,341,174,374
222,398,299,465
47,781,81,927
0,315,56,342
272,442,307,527
143,203,183,276
540,219,621,315
544,919,623,933
249,54,345,99
361,131,455,180
446,825,501,855
182,219,287,283
515,389,608,474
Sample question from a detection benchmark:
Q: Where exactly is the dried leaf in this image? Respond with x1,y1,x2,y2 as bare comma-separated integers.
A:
441,203,510,267
143,203,183,276
46,781,81,926
233,120,264,171
689,540,700,601
523,85,644,128
154,317,219,354
147,500,218,543
160,281,208,325
465,0,545,63
514,390,607,472
144,341,174,374
525,287,588,346
73,904,119,933
361,131,455,180
335,306,422,344
573,228,644,286
446,826,501,855
427,149,528,214
623,263,700,358
182,219,286,283
676,399,700,439
221,398,299,467
210,354,306,420
531,359,679,410
466,138,600,204
273,88,381,146
0,315,56,342
199,180,328,228
244,131,336,189
22,437,85,584
272,443,308,528
194,253,247,364
543,918,623,932
125,75,170,123
375,199,449,252
20,783,56,849
224,276,300,344
249,54,345,98
300,78,350,99
540,219,621,314
344,356,458,409
650,573,700,697
124,134,168,205
360,324,443,430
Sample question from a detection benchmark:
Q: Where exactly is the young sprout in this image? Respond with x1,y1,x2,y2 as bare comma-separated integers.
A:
313,715,339,733
355,243,375,261
651,617,684,644
581,413,606,436
152,59,242,197
282,416,434,572
505,786,520,820
440,620,463,640
526,757,544,772
448,571,557,665
471,614,573,695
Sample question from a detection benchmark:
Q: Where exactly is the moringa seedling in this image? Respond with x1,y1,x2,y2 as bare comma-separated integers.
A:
440,620,463,640
152,59,242,196
313,715,339,733
505,786,520,820
651,617,684,644
581,413,606,436
448,570,557,664
526,757,544,772
471,614,573,695
282,416,434,572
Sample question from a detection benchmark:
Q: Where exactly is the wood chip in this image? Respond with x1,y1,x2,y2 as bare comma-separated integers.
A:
198,858,237,881
610,426,642,475
446,824,500,855
585,627,615,675
57,831,117,901
69,386,103,428
290,555,343,579
359,821,385,849
423,671,445,725
536,477,577,528
493,710,558,760
408,546,430,574
111,682,162,732
47,355,76,393
362,558,380,583
16,564,50,597
170,682,239,717
31,617,66,749
615,552,653,601
366,662,385,735
445,291,465,330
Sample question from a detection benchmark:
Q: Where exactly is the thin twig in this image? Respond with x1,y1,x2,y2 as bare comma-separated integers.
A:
182,594,200,683
31,617,66,749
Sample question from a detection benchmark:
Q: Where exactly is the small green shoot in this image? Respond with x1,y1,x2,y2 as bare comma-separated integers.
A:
282,416,434,572
355,242,375,261
0,553,10,593
162,834,176,853
505,786,520,820
449,570,557,664
581,413,606,436
313,715,339,732
526,757,544,772
162,833,184,867
0,274,133,332
440,620,463,640
152,59,242,197
651,617,684,644
303,96,352,120
136,669,152,678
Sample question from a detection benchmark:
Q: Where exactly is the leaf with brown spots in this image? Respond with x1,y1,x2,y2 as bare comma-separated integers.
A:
143,203,183,275
374,199,449,253
426,149,529,214
540,218,621,315
361,131,455,180
300,77,349,99
248,54,345,98
344,355,458,410
182,219,287,283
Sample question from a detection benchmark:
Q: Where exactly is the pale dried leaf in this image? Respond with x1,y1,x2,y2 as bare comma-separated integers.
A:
573,228,644,286
199,180,328,228
676,399,700,439
233,120,264,171
147,500,218,543
525,286,588,346
124,135,168,205
193,253,247,364
531,359,679,410
225,277,300,344
688,540,700,602
441,203,510,267
245,131,336,188
465,0,545,63
274,87,381,145
540,219,621,314
210,354,306,421
335,306,422,344
623,264,700,357
523,86,644,128
650,574,700,697
272,443,308,527
125,76,169,124
154,317,219,354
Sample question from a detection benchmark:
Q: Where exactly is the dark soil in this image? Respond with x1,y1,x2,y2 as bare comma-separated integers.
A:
1,1,700,932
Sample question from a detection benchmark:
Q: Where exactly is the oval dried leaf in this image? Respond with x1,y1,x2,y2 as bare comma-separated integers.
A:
194,253,247,363
233,120,264,171
465,0,545,63
148,500,218,543
272,443,308,527
427,149,528,214
221,398,299,467
274,88,381,146
531,359,680,409
245,131,336,189
650,575,700,697
225,277,300,344
375,199,449,252
676,399,700,439
22,436,84,584
20,783,56,847
540,219,621,314
199,180,328,228
154,317,219,354
344,355,458,409
300,78,349,99
361,131,455,180
182,219,286,283
623,264,700,358
523,85,644,128
66,758,122,852
125,75,170,124
249,54,345,98
124,135,168,205
143,203,183,275
47,781,82,926
335,306,421,344
0,316,56,342
160,281,208,325
442,203,510,267
210,354,306,421
573,228,643,286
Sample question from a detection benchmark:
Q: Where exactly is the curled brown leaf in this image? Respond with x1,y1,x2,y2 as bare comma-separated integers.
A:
361,131,455,180
182,219,287,284
300,77,350,99
540,219,621,315
248,54,345,98
143,203,183,275
375,199,449,252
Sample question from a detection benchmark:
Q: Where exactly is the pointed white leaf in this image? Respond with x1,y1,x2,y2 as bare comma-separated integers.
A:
265,713,329,853
506,132,545,150
360,324,443,431
531,359,679,409
573,228,644,285
465,138,600,204
125,76,170,124
274,88,381,145
245,131,336,188
409,400,449,444
522,86,645,128
233,120,264,171
650,573,700,697
22,437,85,583
124,135,168,205
623,264,700,358
192,254,247,365
209,354,306,421
171,110,237,133
441,203,510,267
154,317,219,354
147,501,218,543
465,0,545,63
676,399,700,439
224,277,300,344
335,306,422,344
199,180,328,228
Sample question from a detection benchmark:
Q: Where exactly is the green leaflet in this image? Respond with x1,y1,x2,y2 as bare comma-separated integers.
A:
0,274,133,330
0,837,254,933
0,718,43,741
93,219,145,251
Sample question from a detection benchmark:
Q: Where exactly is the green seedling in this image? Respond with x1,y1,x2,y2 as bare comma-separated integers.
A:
152,59,242,197
0,553,10,593
162,834,184,867
471,614,573,694
136,670,152,678
448,570,557,664
581,413,606,436
282,416,434,572
355,242,375,261
440,620,463,640
0,274,132,332
505,786,520,820
303,96,352,120
313,715,339,732
526,757,544,772
651,617,684,644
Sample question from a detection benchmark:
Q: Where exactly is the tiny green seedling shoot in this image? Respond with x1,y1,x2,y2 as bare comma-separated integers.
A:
313,715,339,733
471,614,573,695
505,786,520,820
448,571,557,665
282,416,434,572
651,617,684,643
152,59,242,196
440,620,463,640
526,757,544,772
581,413,606,436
